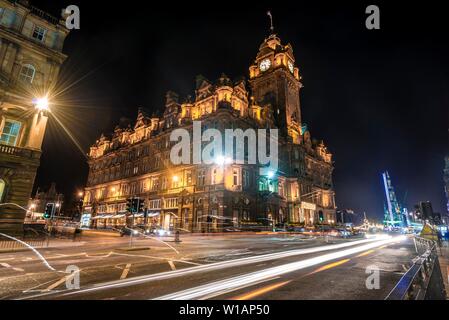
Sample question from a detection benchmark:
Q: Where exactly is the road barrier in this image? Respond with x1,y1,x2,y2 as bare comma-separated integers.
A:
386,236,446,300
0,233,48,252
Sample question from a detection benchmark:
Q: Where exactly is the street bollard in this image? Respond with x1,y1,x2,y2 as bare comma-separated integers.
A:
175,230,181,243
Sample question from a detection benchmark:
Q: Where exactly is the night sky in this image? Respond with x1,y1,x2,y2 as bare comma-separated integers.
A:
31,1,449,220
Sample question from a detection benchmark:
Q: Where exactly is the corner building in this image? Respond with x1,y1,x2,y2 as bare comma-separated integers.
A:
0,0,69,234
83,34,336,232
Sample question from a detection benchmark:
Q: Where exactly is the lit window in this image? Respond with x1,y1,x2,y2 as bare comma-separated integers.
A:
32,25,47,42
197,170,205,186
0,179,6,203
233,168,239,186
19,64,35,83
0,120,21,146
212,168,217,185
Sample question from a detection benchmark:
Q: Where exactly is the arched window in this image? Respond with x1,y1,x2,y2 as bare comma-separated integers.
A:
19,64,36,83
0,179,6,203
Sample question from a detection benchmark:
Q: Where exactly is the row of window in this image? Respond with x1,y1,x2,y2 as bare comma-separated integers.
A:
87,168,257,203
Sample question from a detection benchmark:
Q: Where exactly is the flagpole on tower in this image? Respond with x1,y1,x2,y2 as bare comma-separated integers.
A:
267,11,274,34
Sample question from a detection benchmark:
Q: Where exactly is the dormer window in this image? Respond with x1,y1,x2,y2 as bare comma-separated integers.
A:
32,25,47,42
19,64,35,83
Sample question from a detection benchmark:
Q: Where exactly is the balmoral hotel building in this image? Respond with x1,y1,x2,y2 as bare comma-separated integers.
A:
0,0,69,234
83,33,336,232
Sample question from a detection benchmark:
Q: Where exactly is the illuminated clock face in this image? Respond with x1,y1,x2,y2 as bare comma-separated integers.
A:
288,60,294,73
259,59,271,72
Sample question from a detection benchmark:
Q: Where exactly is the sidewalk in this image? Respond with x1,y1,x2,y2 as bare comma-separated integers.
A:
438,242,449,299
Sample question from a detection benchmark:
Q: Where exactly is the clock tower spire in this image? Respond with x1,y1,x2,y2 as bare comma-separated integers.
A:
249,33,303,143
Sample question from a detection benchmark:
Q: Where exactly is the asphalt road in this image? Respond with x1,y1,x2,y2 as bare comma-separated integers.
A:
0,233,416,300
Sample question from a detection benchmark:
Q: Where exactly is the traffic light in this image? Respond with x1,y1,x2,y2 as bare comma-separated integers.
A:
137,198,144,213
126,198,134,213
44,203,53,219
132,198,139,213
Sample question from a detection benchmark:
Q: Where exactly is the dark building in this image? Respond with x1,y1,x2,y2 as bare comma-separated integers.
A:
417,201,441,224
26,182,64,222
444,156,449,221
82,33,336,232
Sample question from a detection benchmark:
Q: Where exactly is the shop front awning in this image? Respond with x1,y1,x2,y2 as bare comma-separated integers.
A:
111,214,126,218
92,214,114,219
147,211,161,217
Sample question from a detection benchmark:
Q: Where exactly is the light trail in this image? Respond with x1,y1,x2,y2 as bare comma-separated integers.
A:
23,236,391,299
308,258,350,275
0,232,55,271
356,249,375,258
153,236,406,300
232,280,291,300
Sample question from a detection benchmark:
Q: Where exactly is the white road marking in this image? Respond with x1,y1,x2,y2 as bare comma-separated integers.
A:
168,261,176,271
120,264,132,280
0,262,24,272
0,258,15,262
45,271,79,291
23,278,62,293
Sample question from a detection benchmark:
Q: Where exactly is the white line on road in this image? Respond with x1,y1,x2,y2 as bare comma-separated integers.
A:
168,261,176,271
0,262,24,272
45,271,79,291
120,264,132,280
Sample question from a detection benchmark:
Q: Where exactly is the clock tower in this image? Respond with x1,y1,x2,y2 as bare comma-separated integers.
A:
249,34,303,143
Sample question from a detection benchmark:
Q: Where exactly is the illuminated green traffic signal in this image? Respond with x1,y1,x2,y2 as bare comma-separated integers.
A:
126,198,134,213
43,203,53,219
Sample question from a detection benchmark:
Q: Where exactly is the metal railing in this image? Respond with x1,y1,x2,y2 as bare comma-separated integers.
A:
386,236,446,300
0,232,49,252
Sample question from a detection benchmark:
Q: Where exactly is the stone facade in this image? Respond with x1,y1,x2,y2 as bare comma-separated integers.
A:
83,34,336,232
0,0,69,234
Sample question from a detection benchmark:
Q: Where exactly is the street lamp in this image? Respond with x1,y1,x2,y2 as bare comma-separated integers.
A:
33,96,49,111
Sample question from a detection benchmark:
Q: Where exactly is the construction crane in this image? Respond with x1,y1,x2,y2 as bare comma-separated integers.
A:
382,171,406,228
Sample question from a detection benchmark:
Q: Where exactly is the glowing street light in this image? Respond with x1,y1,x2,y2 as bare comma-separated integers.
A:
267,170,275,179
33,96,49,111
214,155,232,166
172,175,179,182
78,191,84,197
